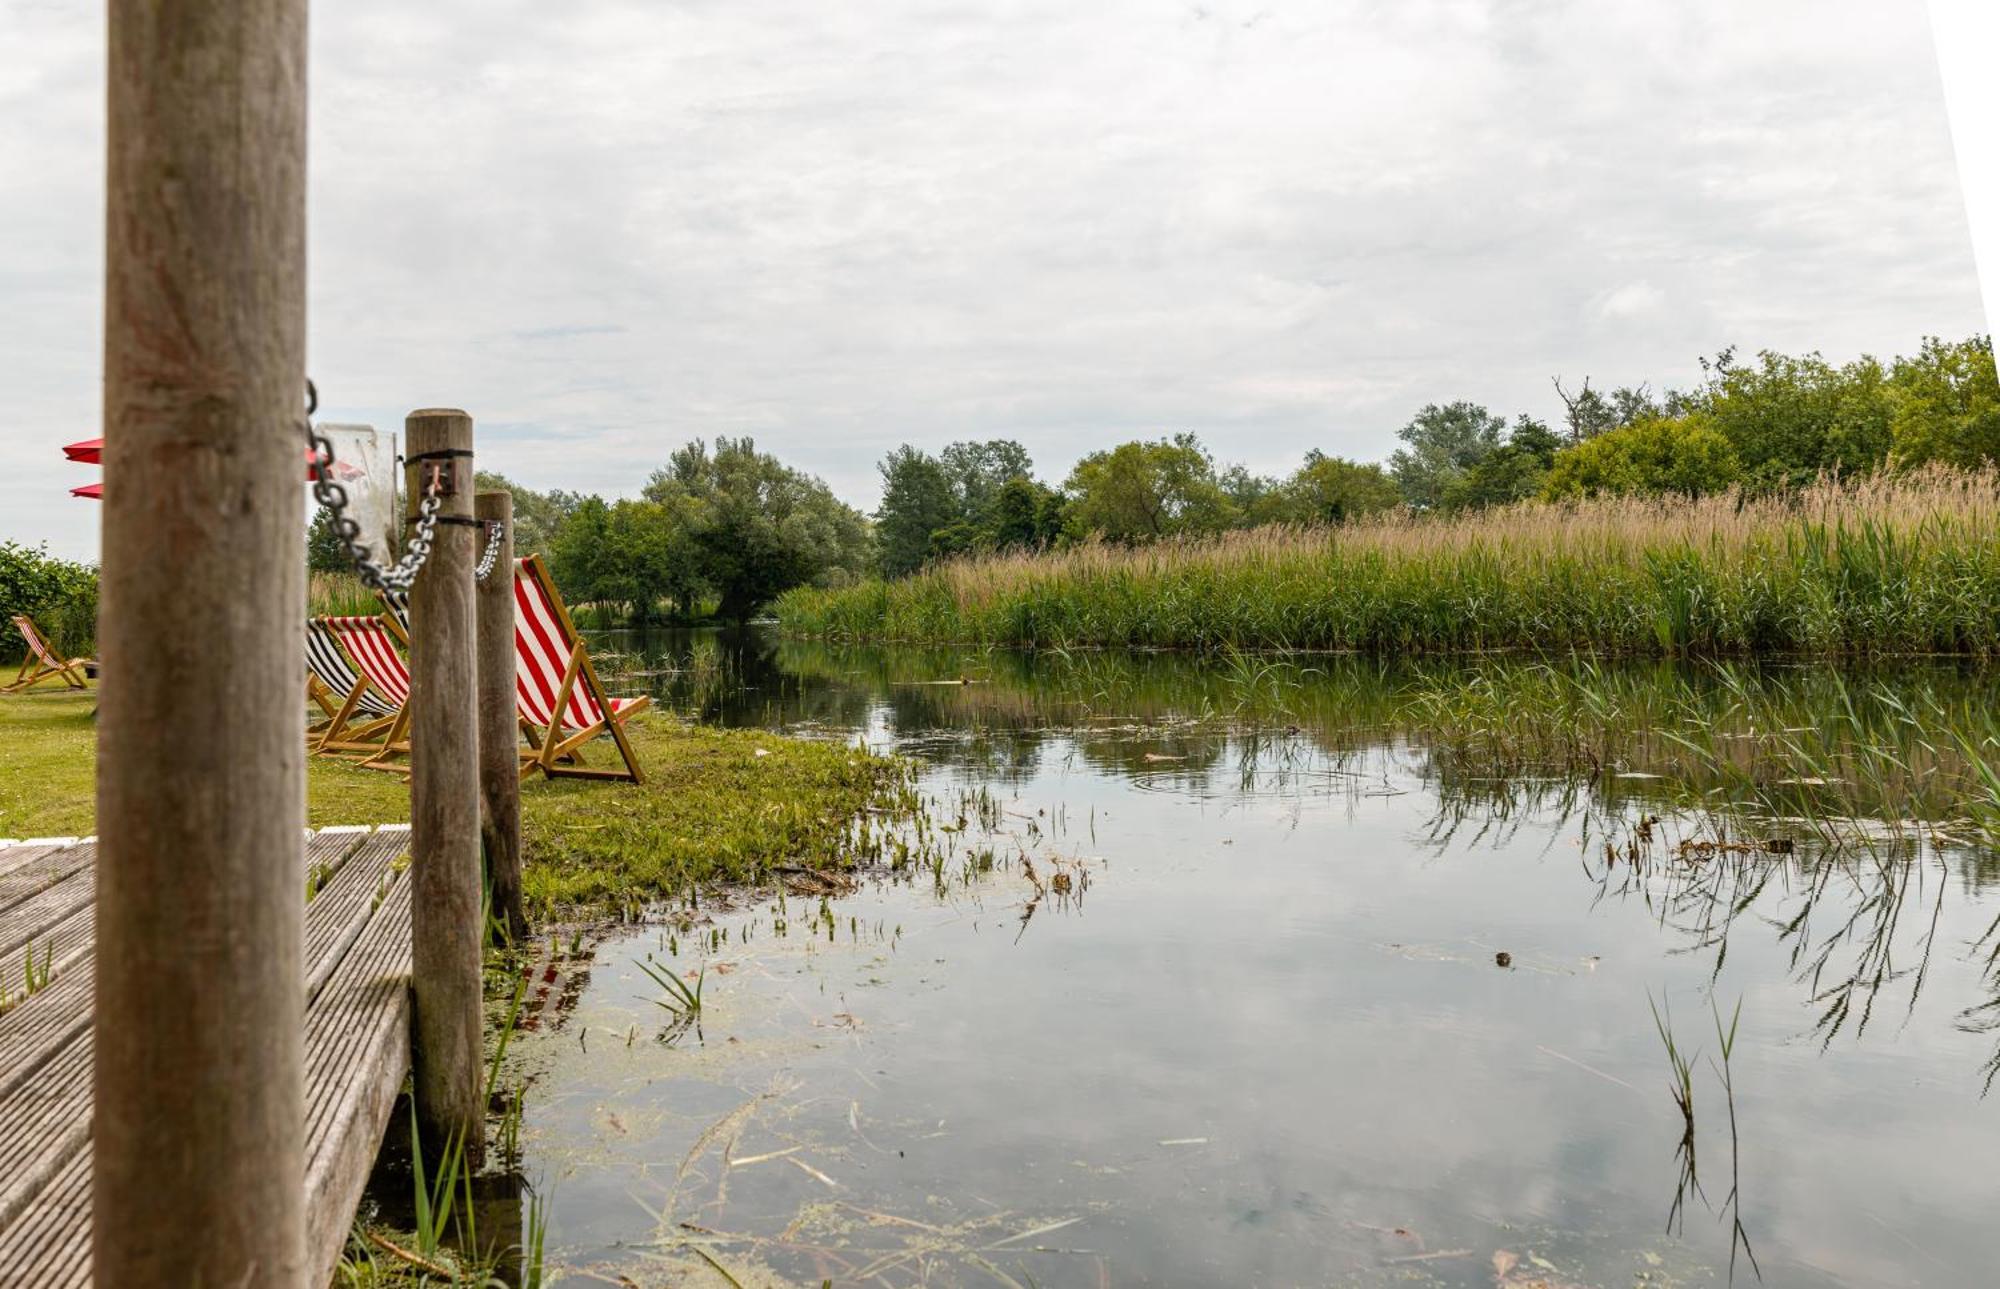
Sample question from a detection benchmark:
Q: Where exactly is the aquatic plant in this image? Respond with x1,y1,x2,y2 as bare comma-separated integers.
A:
778,467,2000,658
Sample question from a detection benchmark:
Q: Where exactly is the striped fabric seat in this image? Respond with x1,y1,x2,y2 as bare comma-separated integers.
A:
324,616,411,708
314,615,413,767
306,619,396,723
512,555,649,782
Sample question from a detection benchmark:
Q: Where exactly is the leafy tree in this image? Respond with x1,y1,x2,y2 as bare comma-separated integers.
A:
306,508,348,574
1541,415,1741,499
474,470,585,557
550,500,689,624
547,495,616,609
1387,402,1508,510
649,438,872,623
1440,416,1563,512
980,476,1066,551
1609,385,1663,427
874,447,960,577
1275,452,1401,524
1062,434,1234,541
939,440,1034,519
1218,465,1289,527
1886,335,2000,469
1551,378,1619,443
1689,349,1894,485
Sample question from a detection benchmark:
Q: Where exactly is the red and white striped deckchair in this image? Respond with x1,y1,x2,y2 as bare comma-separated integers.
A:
306,617,398,739
316,614,413,769
513,554,649,782
4,615,90,694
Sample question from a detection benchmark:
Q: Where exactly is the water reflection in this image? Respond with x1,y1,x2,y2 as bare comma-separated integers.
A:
479,632,2000,1285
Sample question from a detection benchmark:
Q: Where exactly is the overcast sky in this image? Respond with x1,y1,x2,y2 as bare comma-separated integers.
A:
1,0,1986,559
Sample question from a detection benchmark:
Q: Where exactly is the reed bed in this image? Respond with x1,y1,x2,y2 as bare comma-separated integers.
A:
778,468,2000,656
308,570,384,618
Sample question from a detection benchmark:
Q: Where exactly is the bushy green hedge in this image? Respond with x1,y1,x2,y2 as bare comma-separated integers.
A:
0,541,99,661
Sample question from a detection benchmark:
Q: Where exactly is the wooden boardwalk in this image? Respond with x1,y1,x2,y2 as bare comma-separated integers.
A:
0,825,416,1285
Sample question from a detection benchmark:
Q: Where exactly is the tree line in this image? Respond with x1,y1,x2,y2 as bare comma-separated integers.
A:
304,332,1995,624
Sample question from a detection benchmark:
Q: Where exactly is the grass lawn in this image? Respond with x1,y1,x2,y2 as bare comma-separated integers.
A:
0,685,915,918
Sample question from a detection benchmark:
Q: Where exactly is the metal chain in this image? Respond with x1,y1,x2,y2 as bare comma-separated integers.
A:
302,380,444,593
474,520,505,582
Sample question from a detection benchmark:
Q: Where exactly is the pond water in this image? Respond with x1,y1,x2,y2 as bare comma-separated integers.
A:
464,634,2000,1287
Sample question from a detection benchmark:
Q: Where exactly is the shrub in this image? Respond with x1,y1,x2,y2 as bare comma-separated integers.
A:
0,541,99,660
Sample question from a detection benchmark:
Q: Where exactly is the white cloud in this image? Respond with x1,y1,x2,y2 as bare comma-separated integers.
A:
0,0,1984,558
1596,281,1667,321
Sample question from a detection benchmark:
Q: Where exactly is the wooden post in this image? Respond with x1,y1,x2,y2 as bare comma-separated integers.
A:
405,409,485,1163
95,2,309,1284
475,490,525,941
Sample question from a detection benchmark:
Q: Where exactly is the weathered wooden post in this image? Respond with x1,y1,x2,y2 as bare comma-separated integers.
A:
475,489,526,941
405,409,485,1162
95,1,309,1283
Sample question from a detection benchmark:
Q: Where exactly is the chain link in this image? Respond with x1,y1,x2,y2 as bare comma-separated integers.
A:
474,520,506,582
303,381,445,593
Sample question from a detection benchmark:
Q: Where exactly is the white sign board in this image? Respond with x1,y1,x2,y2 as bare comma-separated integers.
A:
313,423,398,561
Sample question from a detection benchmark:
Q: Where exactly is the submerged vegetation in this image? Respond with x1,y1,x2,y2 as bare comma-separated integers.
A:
778,468,2000,656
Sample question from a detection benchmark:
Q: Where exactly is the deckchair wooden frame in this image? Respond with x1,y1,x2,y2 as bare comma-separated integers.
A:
3,615,90,694
314,614,412,771
513,554,649,783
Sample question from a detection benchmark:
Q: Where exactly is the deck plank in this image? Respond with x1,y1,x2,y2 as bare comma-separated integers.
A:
0,843,98,918
303,876,416,1282
0,843,95,960
0,830,374,1105
0,826,419,1286
0,841,79,882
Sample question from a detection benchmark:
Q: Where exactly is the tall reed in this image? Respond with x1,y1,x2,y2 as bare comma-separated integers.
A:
779,468,2000,657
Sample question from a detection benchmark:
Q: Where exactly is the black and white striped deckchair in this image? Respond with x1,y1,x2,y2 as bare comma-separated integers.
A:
380,589,411,637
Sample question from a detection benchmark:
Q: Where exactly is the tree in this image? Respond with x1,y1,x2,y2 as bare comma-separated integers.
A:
1541,415,1741,500
982,475,1067,550
1275,452,1401,524
474,470,585,558
1440,416,1563,511
306,508,347,574
1688,348,1894,486
1551,377,1619,443
874,447,960,578
547,495,616,609
1218,465,1289,527
939,440,1034,519
1886,335,2000,469
1387,402,1507,510
1062,434,1235,541
1609,385,1662,427
648,438,873,623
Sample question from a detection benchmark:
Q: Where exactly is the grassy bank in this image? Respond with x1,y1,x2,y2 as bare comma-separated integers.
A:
777,468,2000,656
0,688,913,918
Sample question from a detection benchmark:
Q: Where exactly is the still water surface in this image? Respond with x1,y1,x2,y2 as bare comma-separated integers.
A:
495,633,2000,1287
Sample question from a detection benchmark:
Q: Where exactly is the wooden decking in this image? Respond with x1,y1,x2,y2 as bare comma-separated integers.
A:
0,825,416,1285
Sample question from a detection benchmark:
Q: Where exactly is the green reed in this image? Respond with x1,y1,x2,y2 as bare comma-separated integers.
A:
778,469,2000,657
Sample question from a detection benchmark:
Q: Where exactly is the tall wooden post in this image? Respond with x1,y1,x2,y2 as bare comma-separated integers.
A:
95,2,309,1284
475,489,525,941
405,409,485,1162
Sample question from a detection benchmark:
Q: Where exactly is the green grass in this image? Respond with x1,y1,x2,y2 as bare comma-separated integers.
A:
0,686,917,919
777,468,2000,657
